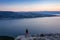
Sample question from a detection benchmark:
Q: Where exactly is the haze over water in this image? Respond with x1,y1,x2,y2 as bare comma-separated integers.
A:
0,17,60,37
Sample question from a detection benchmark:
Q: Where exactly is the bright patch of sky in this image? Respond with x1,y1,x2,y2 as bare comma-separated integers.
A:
0,0,60,11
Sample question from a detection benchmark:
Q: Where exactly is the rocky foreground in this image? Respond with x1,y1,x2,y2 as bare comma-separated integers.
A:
0,33,60,40
15,33,60,40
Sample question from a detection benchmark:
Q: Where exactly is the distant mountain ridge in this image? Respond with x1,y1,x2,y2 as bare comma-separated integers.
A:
0,11,59,19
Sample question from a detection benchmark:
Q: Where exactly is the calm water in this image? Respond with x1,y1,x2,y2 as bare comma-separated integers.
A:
0,17,60,37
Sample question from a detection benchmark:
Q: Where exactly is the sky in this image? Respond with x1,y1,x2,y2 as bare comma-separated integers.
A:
0,0,60,11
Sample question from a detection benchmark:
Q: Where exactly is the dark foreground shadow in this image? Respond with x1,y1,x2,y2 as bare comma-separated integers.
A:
0,36,14,40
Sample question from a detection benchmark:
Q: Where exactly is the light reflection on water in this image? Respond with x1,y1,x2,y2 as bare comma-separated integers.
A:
0,17,60,36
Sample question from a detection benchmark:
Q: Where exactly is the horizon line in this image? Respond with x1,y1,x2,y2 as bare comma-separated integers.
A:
0,10,60,12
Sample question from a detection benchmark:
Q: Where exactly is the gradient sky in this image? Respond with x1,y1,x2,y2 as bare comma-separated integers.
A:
0,0,60,11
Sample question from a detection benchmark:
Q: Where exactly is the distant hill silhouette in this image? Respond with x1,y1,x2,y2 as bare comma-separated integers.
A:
0,11,58,19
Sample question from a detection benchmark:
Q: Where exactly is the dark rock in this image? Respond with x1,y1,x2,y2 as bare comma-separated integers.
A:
0,36,14,40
